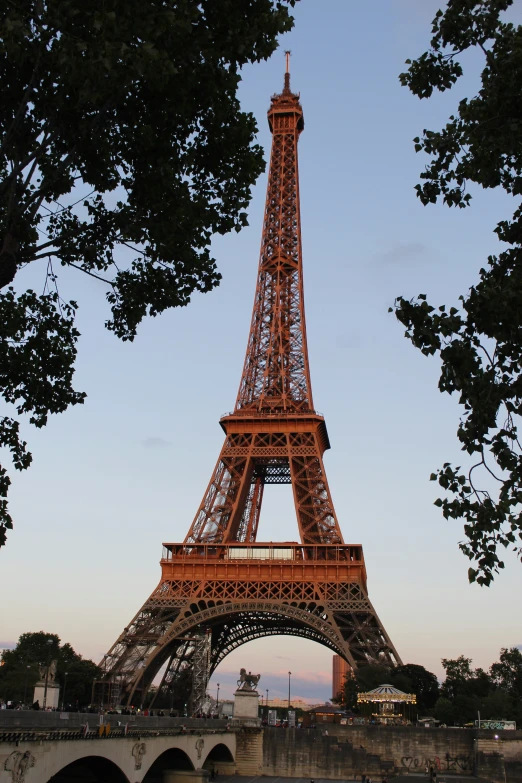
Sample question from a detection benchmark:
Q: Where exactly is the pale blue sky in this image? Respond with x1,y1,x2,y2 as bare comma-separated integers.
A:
1,1,521,705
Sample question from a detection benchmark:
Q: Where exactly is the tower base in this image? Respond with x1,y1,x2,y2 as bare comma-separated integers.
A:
99,542,401,707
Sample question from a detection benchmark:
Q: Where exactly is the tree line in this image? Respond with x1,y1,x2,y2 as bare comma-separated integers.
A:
339,648,522,726
0,631,101,709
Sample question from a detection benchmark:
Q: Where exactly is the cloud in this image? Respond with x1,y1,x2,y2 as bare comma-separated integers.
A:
275,656,291,660
0,641,16,650
142,436,172,448
374,241,429,265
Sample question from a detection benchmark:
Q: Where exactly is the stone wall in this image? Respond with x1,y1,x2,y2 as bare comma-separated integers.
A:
235,728,263,776
262,725,522,782
262,725,475,779
476,736,522,783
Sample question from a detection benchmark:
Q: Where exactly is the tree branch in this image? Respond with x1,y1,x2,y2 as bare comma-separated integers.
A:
68,263,115,285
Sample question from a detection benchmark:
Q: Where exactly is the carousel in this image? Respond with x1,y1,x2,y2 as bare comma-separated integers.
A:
357,684,416,724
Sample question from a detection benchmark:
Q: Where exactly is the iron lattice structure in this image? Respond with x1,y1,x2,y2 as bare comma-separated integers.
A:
98,64,401,709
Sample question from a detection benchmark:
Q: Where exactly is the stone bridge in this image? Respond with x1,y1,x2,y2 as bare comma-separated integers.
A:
0,715,243,783
2,713,522,783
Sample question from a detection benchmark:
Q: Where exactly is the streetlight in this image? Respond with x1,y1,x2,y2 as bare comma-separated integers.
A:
266,689,269,714
288,671,291,710
216,683,220,714
42,639,54,710
61,672,69,711
23,665,31,706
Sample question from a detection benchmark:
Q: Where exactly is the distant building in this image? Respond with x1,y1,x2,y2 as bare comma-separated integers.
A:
302,703,346,726
332,655,351,700
219,699,234,717
261,697,318,712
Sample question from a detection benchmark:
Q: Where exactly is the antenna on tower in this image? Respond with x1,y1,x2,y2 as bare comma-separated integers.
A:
284,50,291,92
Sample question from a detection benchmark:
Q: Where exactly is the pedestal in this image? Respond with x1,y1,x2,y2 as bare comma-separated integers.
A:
233,689,259,720
33,682,60,710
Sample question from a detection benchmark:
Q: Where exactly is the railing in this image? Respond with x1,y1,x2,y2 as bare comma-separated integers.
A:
162,542,363,563
220,409,324,419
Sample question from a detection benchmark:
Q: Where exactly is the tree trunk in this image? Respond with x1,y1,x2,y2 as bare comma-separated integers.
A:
0,233,18,289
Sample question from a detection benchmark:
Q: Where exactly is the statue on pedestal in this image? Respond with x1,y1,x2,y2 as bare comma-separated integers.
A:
236,668,261,692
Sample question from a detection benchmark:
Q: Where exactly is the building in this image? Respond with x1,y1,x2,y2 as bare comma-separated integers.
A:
332,655,351,701
262,697,317,712
302,704,347,726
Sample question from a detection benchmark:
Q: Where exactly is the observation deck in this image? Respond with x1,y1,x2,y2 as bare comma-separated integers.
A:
160,541,367,591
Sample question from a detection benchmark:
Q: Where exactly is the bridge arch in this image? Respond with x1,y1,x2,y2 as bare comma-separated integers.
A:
48,754,129,782
142,747,194,782
203,743,234,764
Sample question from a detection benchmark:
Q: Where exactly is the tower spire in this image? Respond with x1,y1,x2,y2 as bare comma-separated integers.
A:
284,49,291,92
236,56,307,414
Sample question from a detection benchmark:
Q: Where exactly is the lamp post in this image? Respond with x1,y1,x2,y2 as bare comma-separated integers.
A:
61,672,69,711
288,671,291,710
42,639,54,710
216,683,220,714
23,665,31,706
266,688,269,717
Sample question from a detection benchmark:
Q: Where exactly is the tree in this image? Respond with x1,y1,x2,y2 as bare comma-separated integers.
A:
435,650,522,725
0,631,101,707
394,0,522,584
0,0,296,545
439,656,475,701
343,661,439,716
440,655,491,702
489,646,522,700
481,689,514,720
434,696,455,725
344,675,359,712
353,664,392,693
393,663,440,713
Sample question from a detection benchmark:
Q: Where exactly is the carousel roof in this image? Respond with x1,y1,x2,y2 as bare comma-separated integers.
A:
364,685,406,696
357,684,416,703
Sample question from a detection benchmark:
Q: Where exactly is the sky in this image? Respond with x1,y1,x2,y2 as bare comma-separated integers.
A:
1,1,522,706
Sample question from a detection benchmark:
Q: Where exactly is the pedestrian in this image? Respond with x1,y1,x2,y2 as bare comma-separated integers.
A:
32,700,39,711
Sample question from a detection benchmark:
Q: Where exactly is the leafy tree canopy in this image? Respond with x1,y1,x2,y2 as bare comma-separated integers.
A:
0,0,296,544
0,631,101,707
435,649,522,724
341,649,522,725
394,0,522,584
341,662,439,715
489,646,522,699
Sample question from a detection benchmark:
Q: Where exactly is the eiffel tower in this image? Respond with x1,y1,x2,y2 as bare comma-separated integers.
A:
98,57,402,709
